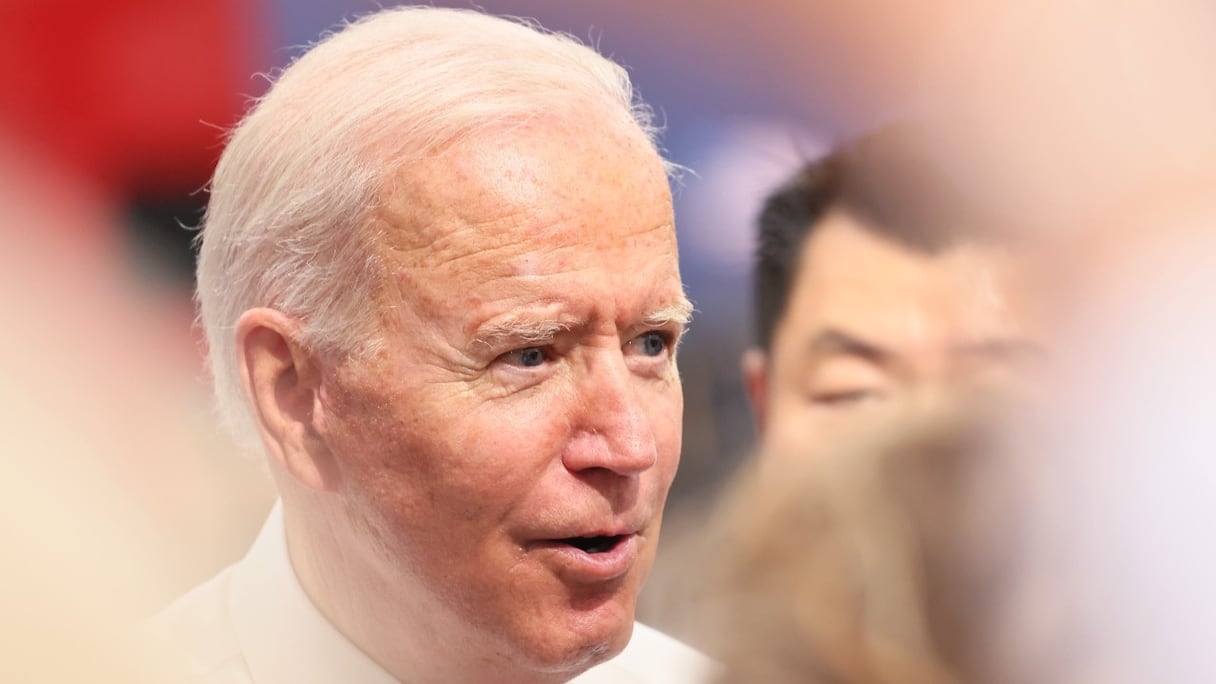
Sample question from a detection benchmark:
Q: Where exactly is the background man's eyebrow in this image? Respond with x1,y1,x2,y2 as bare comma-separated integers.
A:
806,329,891,363
952,338,1048,361
643,299,695,327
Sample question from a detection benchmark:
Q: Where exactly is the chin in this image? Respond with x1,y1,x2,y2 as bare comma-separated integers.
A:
520,593,637,676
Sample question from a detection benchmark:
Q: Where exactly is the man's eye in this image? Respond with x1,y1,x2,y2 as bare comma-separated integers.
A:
501,347,548,368
633,331,670,357
811,389,882,407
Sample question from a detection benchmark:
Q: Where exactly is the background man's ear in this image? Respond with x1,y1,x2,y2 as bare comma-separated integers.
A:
235,308,338,491
741,347,769,436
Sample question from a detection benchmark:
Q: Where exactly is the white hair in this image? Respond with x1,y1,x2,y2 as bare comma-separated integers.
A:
196,6,672,446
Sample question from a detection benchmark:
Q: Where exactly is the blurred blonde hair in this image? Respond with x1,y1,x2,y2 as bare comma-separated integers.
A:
196,6,670,446
698,407,1028,684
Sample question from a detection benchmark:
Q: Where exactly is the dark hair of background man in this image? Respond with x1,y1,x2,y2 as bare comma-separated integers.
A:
750,127,1002,352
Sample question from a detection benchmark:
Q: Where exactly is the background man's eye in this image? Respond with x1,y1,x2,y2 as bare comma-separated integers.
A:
638,331,668,357
812,389,881,407
504,347,547,368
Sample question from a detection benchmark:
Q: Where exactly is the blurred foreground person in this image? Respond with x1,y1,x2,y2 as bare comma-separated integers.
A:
702,363,1216,684
704,1,1216,681
880,4,1216,678
696,405,1079,684
150,7,712,684
742,130,1047,458
0,134,185,683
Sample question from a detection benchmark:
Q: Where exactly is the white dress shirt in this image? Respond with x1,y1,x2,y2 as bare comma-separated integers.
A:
149,503,715,683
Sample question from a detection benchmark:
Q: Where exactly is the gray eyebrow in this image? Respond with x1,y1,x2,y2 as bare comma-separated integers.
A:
471,296,694,350
472,317,573,348
643,298,695,328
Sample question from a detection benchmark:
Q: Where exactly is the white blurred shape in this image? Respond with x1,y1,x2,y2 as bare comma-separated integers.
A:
1018,219,1216,683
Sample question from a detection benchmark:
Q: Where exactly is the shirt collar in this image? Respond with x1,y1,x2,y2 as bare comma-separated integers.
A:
228,501,401,684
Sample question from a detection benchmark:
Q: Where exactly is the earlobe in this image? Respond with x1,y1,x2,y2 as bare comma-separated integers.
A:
741,347,769,436
236,308,337,491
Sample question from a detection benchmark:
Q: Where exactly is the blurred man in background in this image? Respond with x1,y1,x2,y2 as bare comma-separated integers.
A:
741,130,1047,459
150,7,712,683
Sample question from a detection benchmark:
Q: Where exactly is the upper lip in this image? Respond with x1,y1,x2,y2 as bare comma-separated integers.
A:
529,518,647,543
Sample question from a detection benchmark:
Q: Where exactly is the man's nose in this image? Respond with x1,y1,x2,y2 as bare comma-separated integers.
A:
561,352,659,477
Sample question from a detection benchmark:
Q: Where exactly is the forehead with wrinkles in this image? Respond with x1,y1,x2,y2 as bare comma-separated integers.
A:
356,114,679,339
369,114,672,272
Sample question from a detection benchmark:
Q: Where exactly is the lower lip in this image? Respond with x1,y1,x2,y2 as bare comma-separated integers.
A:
530,534,641,583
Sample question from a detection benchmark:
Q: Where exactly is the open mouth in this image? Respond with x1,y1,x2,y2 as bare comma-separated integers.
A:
556,535,626,554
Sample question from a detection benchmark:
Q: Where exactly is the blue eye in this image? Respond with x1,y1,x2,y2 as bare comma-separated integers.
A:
504,347,547,368
638,331,668,357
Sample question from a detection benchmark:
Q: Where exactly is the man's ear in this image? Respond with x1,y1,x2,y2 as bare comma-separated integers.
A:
741,347,769,436
235,308,337,492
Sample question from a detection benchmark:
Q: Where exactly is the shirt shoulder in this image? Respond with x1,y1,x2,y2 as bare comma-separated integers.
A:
142,565,254,684
574,622,719,684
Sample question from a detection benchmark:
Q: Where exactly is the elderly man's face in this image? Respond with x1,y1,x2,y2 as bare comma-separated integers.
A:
315,115,687,674
747,209,1044,459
